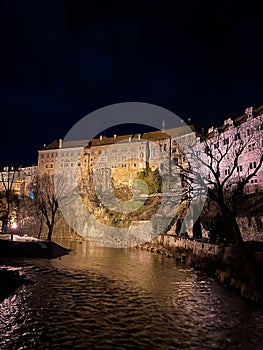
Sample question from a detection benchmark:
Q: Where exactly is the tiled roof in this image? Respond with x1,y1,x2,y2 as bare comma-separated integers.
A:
62,140,89,148
41,139,89,150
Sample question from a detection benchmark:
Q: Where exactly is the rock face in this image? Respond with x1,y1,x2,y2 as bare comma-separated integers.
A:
237,216,263,241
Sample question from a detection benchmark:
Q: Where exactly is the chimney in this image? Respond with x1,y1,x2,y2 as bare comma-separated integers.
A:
58,139,62,148
114,134,117,138
100,135,103,141
129,136,132,143
162,120,165,132
43,144,46,148
245,107,253,118
138,134,141,140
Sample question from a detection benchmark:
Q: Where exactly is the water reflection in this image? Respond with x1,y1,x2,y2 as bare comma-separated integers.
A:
0,239,263,349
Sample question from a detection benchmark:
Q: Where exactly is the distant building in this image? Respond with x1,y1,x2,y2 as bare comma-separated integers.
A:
0,165,37,197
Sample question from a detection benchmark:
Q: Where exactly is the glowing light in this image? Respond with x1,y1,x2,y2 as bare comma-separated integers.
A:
11,222,17,229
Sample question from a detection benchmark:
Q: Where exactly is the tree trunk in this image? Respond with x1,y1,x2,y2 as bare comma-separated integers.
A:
220,205,244,246
47,226,53,241
37,218,43,239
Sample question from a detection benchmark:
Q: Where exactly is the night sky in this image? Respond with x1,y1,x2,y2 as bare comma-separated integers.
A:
1,1,262,165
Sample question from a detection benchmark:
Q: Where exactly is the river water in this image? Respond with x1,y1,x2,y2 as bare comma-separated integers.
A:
1,239,263,350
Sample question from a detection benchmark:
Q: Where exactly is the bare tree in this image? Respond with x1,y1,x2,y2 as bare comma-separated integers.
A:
0,165,20,235
174,116,263,247
34,171,75,240
34,174,59,241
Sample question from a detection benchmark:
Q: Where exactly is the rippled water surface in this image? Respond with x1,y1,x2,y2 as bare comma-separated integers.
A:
1,239,263,349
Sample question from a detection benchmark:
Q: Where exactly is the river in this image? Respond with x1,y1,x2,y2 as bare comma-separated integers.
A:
0,239,263,350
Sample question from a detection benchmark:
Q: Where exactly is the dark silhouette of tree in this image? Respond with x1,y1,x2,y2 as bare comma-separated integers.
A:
34,174,59,241
174,117,263,247
0,165,21,235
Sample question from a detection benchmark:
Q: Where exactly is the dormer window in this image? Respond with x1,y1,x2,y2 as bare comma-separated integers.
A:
214,142,219,149
223,138,229,145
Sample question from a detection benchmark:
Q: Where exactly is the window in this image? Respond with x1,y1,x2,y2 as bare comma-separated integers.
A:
173,157,178,165
237,165,243,172
140,152,144,158
249,162,256,169
214,142,219,149
134,163,136,167
247,129,251,136
234,133,240,141
205,146,209,154
225,169,230,175
164,144,167,151
223,138,229,145
248,143,255,151
98,150,102,155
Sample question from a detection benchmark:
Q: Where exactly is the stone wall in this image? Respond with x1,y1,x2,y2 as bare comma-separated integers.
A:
237,216,263,241
157,234,224,257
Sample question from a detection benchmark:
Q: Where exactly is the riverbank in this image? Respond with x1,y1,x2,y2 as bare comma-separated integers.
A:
136,235,263,303
0,235,71,303
0,235,71,259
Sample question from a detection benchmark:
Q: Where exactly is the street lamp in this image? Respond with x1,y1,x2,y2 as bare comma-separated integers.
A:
0,165,23,240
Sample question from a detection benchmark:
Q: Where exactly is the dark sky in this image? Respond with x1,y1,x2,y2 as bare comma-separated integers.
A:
1,1,262,165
